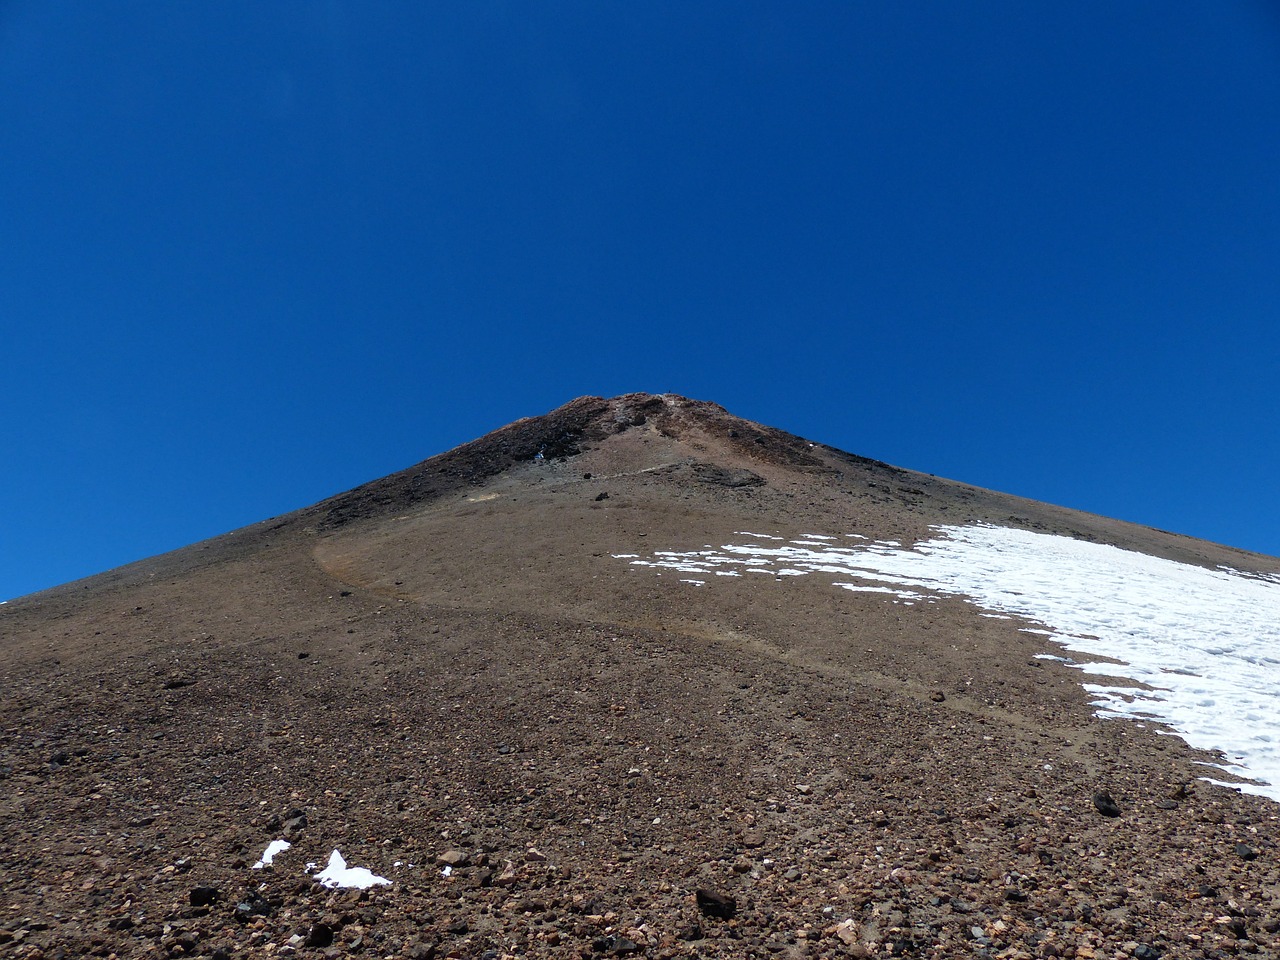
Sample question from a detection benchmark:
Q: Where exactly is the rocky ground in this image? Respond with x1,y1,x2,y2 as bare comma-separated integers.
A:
3,394,1279,959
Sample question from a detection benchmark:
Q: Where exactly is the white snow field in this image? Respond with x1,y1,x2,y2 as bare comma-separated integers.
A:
617,525,1280,802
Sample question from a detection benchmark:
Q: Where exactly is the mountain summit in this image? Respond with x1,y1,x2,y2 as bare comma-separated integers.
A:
4,393,1280,958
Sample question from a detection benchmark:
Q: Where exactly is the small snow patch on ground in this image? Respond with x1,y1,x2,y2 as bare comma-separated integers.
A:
313,850,390,889
834,583,924,600
253,840,290,869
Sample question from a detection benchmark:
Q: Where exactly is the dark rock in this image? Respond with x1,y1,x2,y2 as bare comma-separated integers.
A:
297,652,310,659
594,492,609,501
677,924,703,941
48,751,71,766
234,895,272,922
189,886,219,907
930,691,946,702
1133,945,1162,959
283,814,308,836
163,678,195,690
1235,843,1258,861
406,943,437,960
592,934,640,955
1092,791,1122,817
305,923,334,948
1153,799,1179,810
445,918,469,935
695,888,737,920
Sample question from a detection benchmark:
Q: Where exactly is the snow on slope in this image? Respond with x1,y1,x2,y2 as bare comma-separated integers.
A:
617,525,1280,802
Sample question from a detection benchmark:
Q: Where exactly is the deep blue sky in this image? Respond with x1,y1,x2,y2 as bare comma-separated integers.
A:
4,2,1280,601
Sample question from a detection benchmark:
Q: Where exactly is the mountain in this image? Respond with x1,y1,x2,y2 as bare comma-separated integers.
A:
3,393,1279,959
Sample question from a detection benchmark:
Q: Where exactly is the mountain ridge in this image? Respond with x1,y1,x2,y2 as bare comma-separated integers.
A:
9,392,1271,615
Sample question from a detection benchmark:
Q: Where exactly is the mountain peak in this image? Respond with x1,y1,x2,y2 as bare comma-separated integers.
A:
312,392,833,530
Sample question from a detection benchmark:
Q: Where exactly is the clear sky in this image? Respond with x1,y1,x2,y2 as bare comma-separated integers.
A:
3,2,1279,601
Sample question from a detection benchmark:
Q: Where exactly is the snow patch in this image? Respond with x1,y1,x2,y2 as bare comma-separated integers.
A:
313,850,390,889
616,525,1280,802
253,839,290,869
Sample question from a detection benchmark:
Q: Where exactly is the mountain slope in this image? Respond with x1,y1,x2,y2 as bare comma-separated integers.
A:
3,393,1278,959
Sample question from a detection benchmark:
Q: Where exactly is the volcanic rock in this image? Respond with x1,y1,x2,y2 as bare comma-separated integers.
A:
695,889,738,920
1092,791,1123,817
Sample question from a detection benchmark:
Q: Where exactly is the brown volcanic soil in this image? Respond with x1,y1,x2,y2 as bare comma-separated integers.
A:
3,393,1280,960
